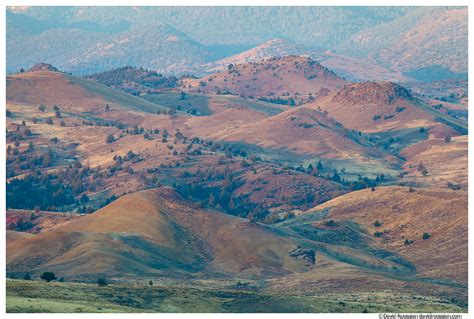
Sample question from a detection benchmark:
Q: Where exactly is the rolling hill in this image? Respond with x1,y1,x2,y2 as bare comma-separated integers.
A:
4,6,469,314
307,81,467,134
7,66,170,115
211,106,397,165
400,135,468,189
6,187,316,278
6,67,351,219
302,186,467,284
202,38,311,73
181,56,347,105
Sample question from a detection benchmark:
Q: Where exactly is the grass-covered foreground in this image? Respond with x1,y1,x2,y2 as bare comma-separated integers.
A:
6,279,466,313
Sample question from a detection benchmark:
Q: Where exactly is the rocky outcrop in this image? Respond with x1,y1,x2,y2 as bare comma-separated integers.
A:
332,81,412,105
288,247,316,264
27,63,59,73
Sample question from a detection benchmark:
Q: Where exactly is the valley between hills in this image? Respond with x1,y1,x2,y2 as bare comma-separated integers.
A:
5,56,468,313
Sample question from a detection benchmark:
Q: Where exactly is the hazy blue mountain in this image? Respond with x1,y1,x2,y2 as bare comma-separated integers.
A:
6,6,467,76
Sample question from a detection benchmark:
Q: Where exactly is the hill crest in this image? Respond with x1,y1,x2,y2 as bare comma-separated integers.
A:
182,55,347,104
27,63,59,73
332,81,413,105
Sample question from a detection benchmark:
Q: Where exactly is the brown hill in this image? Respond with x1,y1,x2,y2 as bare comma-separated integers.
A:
315,51,408,82
27,63,59,73
6,187,315,278
181,56,347,104
6,71,170,115
400,135,468,189
308,81,467,134
331,81,413,105
305,186,467,284
6,230,34,244
7,70,347,220
203,38,310,73
210,106,399,169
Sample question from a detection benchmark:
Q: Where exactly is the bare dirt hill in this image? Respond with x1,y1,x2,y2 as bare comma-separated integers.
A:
6,187,314,278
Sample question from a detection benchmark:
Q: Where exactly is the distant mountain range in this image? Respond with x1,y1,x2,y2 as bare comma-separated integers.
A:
7,6,467,81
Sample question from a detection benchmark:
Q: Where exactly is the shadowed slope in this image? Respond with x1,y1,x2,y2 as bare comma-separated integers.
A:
305,186,467,284
7,187,312,278
209,106,401,176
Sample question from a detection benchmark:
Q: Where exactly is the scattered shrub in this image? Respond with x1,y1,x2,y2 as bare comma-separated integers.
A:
97,278,108,287
325,220,337,227
40,272,57,282
105,134,115,144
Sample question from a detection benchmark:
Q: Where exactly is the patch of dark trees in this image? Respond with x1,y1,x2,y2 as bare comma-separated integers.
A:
7,162,99,211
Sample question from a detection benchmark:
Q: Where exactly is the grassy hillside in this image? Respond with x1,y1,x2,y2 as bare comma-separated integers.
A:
306,186,468,284
7,71,170,114
68,76,170,114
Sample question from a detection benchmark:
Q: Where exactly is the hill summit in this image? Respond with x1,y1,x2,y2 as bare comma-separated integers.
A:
332,81,413,105
27,63,59,73
182,55,347,105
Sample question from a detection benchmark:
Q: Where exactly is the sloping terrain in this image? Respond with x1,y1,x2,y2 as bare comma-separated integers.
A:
7,9,212,75
6,187,314,278
5,6,469,313
376,8,468,75
405,79,468,108
302,186,467,284
400,135,468,189
6,230,34,244
315,51,408,82
210,106,400,172
308,81,467,134
7,209,82,234
6,69,170,114
6,186,468,312
181,56,347,104
203,38,311,73
7,7,466,77
6,68,347,219
85,66,178,95
337,7,467,76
